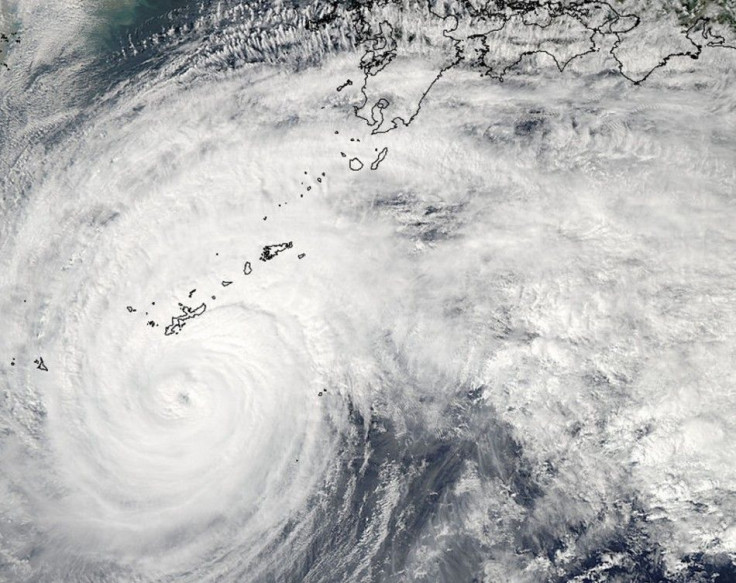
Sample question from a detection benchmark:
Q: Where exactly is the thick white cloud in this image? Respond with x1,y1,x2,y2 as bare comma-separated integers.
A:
1,1,735,581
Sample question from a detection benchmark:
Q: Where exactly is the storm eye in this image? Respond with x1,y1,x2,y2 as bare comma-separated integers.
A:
178,392,191,405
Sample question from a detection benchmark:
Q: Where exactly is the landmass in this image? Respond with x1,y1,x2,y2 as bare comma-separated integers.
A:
337,79,353,91
259,241,293,262
352,0,736,134
164,303,207,336
0,30,21,72
370,147,388,170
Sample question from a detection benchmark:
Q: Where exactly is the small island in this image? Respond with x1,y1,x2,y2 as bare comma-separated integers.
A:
164,303,207,336
259,241,293,262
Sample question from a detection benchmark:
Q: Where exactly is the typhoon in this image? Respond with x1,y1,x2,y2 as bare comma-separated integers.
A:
1,1,736,582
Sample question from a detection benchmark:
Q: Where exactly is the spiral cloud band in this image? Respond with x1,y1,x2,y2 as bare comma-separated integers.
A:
1,0,736,581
